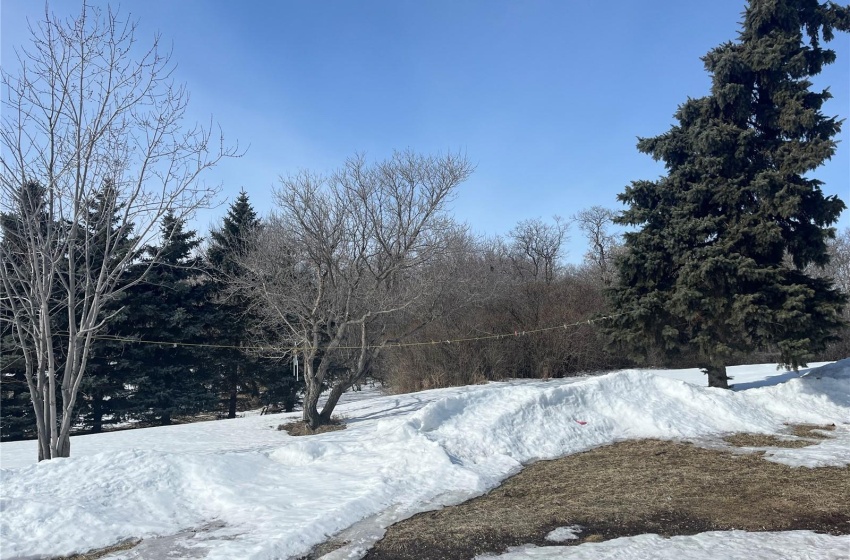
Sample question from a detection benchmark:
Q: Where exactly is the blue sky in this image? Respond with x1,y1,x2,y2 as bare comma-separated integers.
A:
2,0,848,262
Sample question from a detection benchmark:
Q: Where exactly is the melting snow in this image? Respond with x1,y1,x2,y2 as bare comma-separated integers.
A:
477,531,850,559
544,525,583,542
1,360,848,559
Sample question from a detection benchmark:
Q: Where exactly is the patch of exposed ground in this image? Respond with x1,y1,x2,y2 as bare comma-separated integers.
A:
49,522,232,560
51,538,141,560
789,423,836,439
723,433,812,448
723,423,840,448
279,417,347,436
364,437,850,560
299,537,350,559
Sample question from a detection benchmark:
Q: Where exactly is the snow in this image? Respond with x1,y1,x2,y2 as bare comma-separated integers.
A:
1,360,849,560
477,531,850,559
544,525,583,542
648,361,834,389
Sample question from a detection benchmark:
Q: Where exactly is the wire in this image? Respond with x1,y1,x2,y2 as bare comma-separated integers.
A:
88,312,626,353
91,336,276,352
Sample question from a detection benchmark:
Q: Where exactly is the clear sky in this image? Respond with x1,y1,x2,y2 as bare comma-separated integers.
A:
2,0,848,262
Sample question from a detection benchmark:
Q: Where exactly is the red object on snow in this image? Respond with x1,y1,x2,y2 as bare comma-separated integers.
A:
576,420,587,425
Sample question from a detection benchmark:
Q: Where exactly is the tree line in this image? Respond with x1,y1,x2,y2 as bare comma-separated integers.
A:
0,157,622,441
4,168,846,441
2,0,849,456
0,151,632,439
1,186,301,441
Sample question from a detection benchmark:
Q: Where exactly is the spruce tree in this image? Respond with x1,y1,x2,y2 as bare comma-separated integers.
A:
206,190,293,417
1,298,35,441
76,180,137,432
0,181,59,440
610,0,849,388
207,190,262,277
122,212,216,424
1,183,37,441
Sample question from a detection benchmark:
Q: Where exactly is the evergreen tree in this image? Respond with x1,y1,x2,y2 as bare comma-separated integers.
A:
206,190,298,417
207,190,262,277
121,212,216,424
609,0,849,388
1,302,35,441
1,181,59,440
76,180,137,433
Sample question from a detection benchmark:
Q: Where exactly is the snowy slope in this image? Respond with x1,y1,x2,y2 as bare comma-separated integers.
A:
1,361,848,560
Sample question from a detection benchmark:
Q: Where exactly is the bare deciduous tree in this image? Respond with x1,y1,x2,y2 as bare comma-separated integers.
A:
236,151,473,429
823,228,850,296
383,219,624,388
501,217,570,377
573,206,620,285
811,228,850,359
508,216,569,285
0,4,236,460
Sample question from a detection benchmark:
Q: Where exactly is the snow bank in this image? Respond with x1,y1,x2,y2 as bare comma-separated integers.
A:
1,360,848,559
477,531,850,559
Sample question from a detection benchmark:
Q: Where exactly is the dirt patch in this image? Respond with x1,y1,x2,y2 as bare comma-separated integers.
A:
723,423,839,447
365,438,850,560
298,537,350,559
279,417,346,436
52,538,141,560
723,433,813,448
789,423,836,439
50,521,230,560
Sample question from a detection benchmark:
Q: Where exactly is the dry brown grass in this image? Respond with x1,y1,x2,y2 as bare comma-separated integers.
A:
722,433,813,448
722,424,837,448
789,423,836,439
364,438,850,560
278,417,347,436
582,533,605,543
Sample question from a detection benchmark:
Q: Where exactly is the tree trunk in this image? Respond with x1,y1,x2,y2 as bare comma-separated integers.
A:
705,361,730,389
303,378,322,430
318,382,347,425
37,432,48,462
228,370,238,419
92,392,103,433
26,371,50,462
56,432,71,458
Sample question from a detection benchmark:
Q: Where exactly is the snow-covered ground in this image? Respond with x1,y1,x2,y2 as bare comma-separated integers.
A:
1,361,848,560
478,531,850,559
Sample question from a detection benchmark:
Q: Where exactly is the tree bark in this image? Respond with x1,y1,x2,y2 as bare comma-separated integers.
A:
56,433,70,458
302,365,323,430
705,361,730,389
318,382,347,425
303,405,321,430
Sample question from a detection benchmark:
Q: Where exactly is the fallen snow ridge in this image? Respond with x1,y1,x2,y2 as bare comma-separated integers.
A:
1,360,849,559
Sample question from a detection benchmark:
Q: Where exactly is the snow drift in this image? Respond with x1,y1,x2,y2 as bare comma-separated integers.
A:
1,360,848,559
